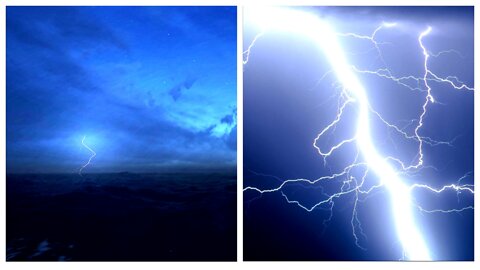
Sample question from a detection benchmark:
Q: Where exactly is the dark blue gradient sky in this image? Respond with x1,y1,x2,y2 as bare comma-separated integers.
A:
243,6,473,261
7,6,237,173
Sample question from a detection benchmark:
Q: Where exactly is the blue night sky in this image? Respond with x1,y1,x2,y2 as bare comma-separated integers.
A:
7,6,237,173
243,7,473,260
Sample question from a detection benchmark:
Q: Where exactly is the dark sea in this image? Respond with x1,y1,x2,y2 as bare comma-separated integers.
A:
6,172,237,261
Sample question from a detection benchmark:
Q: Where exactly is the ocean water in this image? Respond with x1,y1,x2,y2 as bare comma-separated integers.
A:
7,172,236,261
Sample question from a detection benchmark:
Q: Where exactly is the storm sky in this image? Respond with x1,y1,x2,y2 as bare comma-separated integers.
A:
243,6,473,260
7,6,237,173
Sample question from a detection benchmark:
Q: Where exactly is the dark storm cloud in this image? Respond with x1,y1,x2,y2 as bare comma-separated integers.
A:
219,108,237,151
168,76,198,101
224,125,237,151
7,7,237,173
221,112,235,125
7,7,128,51
6,6,128,97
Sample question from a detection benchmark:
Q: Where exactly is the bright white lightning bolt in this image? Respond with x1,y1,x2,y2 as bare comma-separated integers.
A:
243,8,473,261
79,136,96,176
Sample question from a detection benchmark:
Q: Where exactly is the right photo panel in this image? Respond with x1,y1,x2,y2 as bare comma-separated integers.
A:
243,6,473,261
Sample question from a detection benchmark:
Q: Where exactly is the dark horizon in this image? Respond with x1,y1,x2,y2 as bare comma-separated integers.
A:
6,167,237,175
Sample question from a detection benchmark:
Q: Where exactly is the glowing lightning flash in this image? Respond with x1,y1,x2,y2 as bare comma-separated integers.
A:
243,8,474,261
79,136,96,176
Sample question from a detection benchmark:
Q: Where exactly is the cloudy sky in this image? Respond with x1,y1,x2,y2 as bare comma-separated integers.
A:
7,6,237,173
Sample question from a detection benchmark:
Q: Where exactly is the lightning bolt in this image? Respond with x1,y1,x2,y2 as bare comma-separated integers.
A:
243,8,473,261
79,136,96,176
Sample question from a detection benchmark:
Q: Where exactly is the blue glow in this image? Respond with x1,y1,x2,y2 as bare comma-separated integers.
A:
7,6,237,173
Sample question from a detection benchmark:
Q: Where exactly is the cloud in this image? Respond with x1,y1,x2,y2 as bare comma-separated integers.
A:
7,6,129,96
6,7,237,173
168,76,198,101
7,7,128,51
221,107,237,125
224,125,237,151
221,114,234,125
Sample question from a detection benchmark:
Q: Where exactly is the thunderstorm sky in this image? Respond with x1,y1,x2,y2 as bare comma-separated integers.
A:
244,6,473,260
7,6,237,174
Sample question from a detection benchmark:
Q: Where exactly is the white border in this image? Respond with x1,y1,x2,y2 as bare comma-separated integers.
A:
236,6,244,263
1,1,478,269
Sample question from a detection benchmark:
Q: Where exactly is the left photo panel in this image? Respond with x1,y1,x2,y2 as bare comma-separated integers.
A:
6,6,237,261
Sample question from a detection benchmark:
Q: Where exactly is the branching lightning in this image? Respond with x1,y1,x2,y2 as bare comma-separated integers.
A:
243,8,473,260
79,136,96,176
